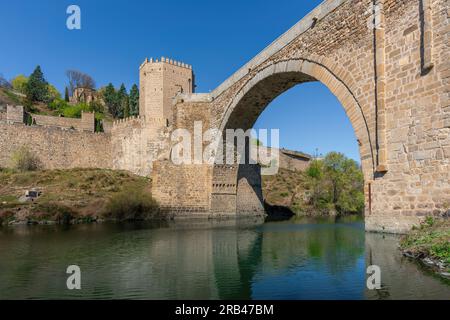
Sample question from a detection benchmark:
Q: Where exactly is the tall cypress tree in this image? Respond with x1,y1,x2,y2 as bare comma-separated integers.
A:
25,66,48,102
129,84,139,116
64,86,70,102
103,83,117,117
116,83,127,118
123,96,130,118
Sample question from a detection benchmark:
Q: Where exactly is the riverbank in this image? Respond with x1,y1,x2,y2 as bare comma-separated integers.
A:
400,217,450,278
0,168,162,226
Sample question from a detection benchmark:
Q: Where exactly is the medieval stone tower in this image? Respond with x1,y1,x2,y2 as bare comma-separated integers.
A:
139,57,194,125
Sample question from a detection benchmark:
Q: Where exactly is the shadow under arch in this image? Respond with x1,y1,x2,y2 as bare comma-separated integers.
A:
211,58,375,214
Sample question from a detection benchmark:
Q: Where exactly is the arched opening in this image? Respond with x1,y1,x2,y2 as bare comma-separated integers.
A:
210,59,374,217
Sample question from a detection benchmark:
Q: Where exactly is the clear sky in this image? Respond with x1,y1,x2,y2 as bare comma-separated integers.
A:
0,0,359,161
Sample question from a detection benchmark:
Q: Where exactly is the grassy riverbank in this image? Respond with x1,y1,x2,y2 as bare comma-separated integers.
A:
0,168,161,225
400,217,450,276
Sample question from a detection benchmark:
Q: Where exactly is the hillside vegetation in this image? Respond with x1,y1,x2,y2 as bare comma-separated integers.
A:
0,168,161,225
0,87,23,106
263,152,365,216
0,66,139,128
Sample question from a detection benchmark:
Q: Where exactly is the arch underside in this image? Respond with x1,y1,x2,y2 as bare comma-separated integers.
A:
210,59,375,215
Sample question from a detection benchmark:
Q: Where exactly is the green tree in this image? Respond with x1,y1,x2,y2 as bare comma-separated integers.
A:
64,86,70,102
122,96,130,118
304,152,364,215
11,74,28,93
322,152,364,214
47,84,61,101
129,84,139,116
116,83,127,118
103,83,118,117
305,159,328,211
25,66,49,102
0,73,12,89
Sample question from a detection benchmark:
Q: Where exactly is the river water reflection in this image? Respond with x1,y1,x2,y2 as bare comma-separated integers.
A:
0,216,448,299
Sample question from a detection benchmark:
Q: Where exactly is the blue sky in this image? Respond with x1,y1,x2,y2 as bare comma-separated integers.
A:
0,0,359,161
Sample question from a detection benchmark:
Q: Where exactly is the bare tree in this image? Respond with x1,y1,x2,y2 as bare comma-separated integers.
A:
66,70,96,95
0,73,12,89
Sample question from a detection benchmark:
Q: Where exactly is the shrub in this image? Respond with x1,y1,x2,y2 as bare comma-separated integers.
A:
10,146,40,172
35,203,75,224
48,98,70,111
103,189,160,221
11,74,28,93
0,211,15,225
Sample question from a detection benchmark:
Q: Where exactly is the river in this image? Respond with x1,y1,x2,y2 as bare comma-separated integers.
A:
0,216,449,300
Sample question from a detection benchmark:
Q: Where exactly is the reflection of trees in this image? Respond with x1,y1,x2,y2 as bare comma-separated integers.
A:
211,219,366,299
259,223,365,276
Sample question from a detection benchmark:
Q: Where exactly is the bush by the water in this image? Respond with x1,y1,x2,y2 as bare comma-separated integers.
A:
263,152,365,216
104,189,160,221
304,152,364,215
34,202,75,224
10,146,40,172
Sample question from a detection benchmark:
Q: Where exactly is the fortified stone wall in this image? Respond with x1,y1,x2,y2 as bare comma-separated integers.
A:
31,111,95,132
6,105,24,124
258,147,311,172
0,122,112,170
111,116,171,176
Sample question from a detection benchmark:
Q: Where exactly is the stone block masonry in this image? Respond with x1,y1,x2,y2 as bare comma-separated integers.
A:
139,57,194,125
0,123,112,170
31,111,95,132
111,116,171,176
6,105,24,124
152,160,212,214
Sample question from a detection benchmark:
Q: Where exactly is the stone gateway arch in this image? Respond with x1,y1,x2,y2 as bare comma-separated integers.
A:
151,0,449,233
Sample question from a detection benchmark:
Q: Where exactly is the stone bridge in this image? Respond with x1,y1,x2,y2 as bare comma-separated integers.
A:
151,0,449,233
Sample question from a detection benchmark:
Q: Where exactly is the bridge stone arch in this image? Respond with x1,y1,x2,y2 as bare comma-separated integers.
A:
216,58,376,177
208,58,377,217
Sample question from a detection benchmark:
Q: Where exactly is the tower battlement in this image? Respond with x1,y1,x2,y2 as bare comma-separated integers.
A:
140,57,192,70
